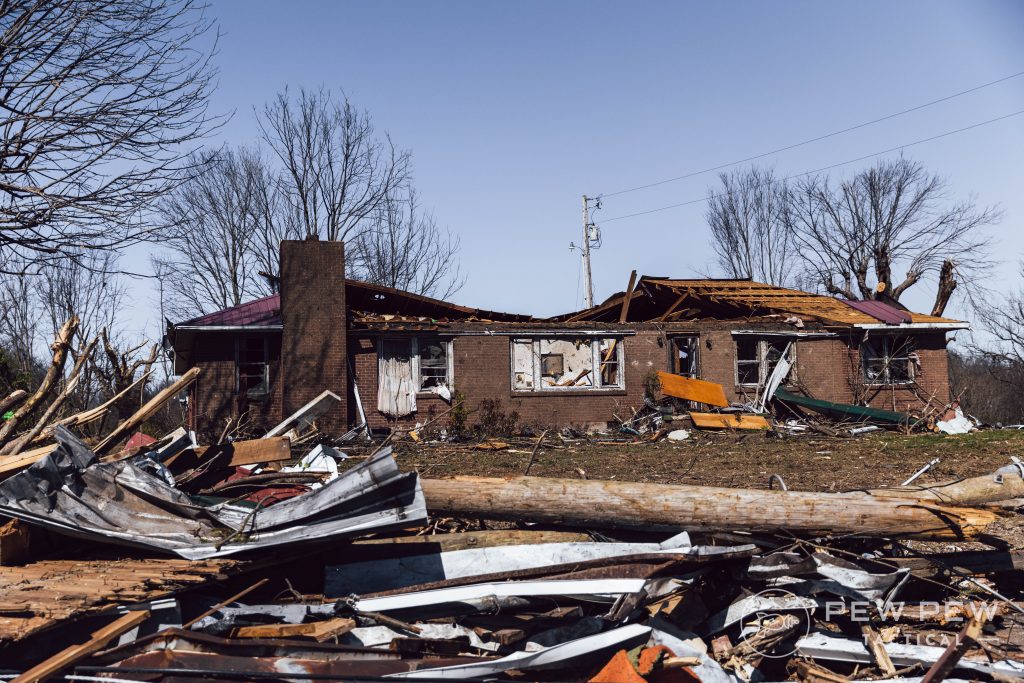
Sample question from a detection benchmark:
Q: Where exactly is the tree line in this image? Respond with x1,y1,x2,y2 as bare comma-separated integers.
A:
0,0,1022,426
705,161,1024,423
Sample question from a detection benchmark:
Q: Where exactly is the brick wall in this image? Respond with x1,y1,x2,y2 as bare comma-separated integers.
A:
190,324,952,435
353,331,667,432
187,331,282,438
279,240,347,431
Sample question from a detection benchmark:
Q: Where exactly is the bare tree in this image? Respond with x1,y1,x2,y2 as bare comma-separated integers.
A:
0,265,39,379
0,0,220,269
36,251,124,347
258,87,411,243
787,158,997,314
153,147,290,320
350,186,464,298
705,167,798,287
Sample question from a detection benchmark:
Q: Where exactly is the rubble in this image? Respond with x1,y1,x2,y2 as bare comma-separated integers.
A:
0,325,1021,681
0,412,1020,681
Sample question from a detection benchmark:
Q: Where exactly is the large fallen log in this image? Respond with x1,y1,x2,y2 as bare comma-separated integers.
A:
865,471,1024,505
420,476,997,540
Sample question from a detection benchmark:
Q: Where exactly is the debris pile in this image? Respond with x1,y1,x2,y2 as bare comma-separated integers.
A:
0,384,1021,682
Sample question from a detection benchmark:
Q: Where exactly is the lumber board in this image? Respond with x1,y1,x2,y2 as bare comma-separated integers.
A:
233,617,355,641
226,436,291,465
0,557,241,643
689,411,769,430
658,372,729,407
421,476,997,540
0,443,56,478
12,609,149,683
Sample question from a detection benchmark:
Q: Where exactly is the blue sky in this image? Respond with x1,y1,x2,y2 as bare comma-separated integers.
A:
135,0,1024,335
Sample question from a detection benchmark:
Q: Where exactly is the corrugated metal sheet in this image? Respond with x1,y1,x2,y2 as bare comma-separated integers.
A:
182,294,282,327
841,299,912,325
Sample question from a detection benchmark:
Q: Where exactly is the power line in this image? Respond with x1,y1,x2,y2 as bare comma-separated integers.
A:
600,70,1024,198
597,108,1024,224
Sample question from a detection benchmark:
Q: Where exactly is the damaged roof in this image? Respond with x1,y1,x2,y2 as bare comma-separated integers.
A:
551,277,966,329
175,281,533,330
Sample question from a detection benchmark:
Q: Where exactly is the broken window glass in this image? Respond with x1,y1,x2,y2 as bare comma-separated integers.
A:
238,336,269,401
418,339,448,390
735,337,760,386
735,337,794,387
512,337,623,391
861,336,915,385
599,339,620,386
539,338,593,388
512,340,534,390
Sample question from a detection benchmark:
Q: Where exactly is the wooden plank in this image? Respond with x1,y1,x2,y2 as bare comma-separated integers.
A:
657,293,688,322
12,609,149,683
689,412,770,430
208,437,292,467
96,367,201,455
658,372,728,407
233,617,355,641
0,443,57,478
618,270,638,323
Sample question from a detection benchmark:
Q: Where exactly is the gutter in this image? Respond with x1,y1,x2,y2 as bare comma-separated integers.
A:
852,322,970,331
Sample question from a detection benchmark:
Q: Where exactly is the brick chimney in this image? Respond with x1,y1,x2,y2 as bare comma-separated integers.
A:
279,240,347,431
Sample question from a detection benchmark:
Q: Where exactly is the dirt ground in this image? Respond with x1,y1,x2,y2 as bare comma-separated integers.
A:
395,428,1024,492
392,428,1024,547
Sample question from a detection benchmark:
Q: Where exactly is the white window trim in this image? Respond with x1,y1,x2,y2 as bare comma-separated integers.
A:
735,337,795,388
378,336,454,394
511,337,625,392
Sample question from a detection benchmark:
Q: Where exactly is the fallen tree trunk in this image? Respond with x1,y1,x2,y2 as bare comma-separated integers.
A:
0,317,78,445
865,472,1024,506
420,476,997,541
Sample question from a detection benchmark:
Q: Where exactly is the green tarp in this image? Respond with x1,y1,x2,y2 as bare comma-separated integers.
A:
774,388,910,425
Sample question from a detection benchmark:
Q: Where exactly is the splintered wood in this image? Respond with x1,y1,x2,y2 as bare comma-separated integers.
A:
0,557,241,642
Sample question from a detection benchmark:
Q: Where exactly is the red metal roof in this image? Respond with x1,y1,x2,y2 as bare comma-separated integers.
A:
181,294,282,327
841,299,912,325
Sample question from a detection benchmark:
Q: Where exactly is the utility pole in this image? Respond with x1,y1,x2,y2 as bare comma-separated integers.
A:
581,194,594,309
573,194,601,309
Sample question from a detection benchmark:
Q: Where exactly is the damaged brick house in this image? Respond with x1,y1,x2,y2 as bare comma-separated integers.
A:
166,240,968,437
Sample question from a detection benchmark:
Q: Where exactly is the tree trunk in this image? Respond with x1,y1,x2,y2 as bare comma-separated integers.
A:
866,471,1024,506
0,317,79,445
420,476,996,541
0,390,29,416
930,259,957,317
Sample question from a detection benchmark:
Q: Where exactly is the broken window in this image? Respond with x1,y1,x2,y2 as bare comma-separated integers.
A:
511,337,624,392
734,336,794,387
671,336,699,378
237,336,270,401
861,335,916,385
418,339,449,390
378,336,452,394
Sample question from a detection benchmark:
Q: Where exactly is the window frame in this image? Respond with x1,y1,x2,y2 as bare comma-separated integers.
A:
861,335,916,386
378,335,454,394
510,336,626,393
733,336,795,388
235,335,270,402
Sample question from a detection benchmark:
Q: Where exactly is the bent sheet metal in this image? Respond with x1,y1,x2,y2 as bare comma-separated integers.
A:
0,428,425,559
